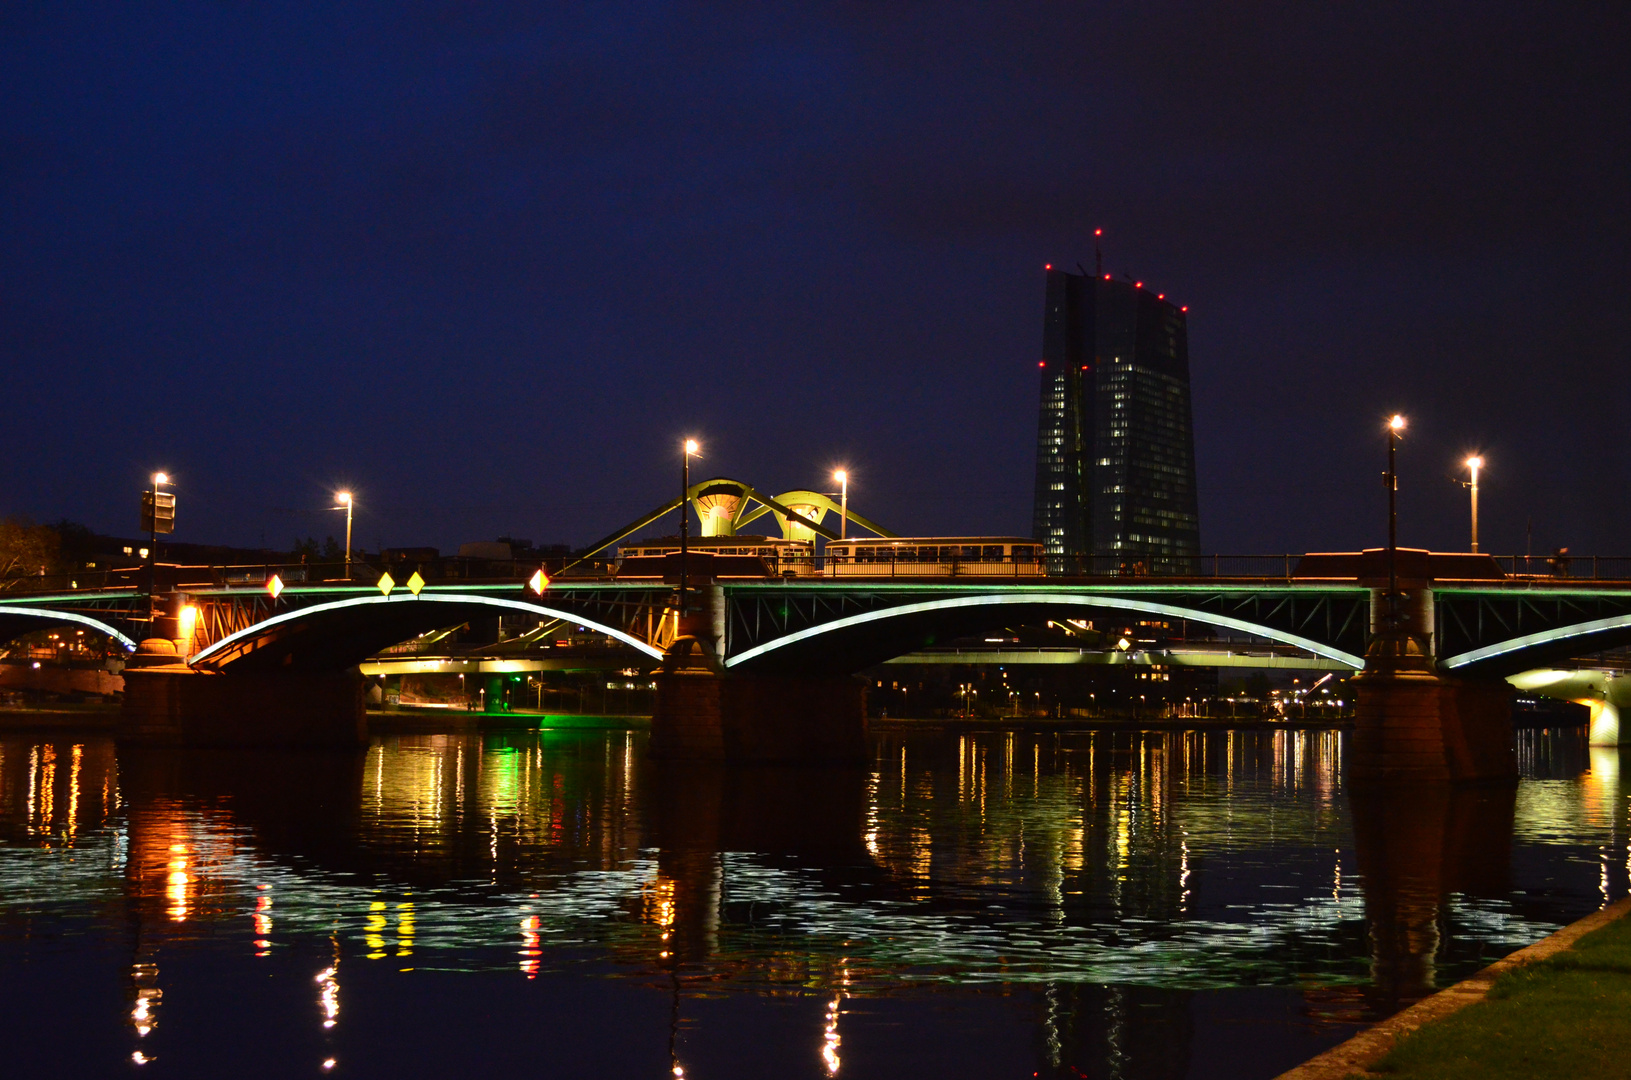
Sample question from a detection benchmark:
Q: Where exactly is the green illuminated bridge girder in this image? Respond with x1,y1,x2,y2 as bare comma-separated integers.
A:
12,578,1631,679
0,588,145,652
147,579,1378,674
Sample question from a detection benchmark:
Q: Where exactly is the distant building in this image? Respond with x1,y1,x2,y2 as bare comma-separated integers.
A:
1032,266,1201,572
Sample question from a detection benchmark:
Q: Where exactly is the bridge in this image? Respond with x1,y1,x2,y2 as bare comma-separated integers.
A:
9,558,1631,679
5,476,1631,778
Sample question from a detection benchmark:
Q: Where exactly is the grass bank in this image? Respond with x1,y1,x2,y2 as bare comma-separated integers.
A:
1371,906,1631,1079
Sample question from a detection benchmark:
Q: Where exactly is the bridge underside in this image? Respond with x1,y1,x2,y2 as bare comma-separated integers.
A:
0,608,138,652
722,588,1371,675
1444,624,1631,678
883,647,1350,670
1435,590,1631,674
200,601,515,672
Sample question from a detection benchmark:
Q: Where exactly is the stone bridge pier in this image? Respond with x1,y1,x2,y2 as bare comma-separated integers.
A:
650,585,867,764
1351,581,1517,784
120,638,366,749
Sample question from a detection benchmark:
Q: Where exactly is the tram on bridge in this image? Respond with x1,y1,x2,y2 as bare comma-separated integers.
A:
613,535,1047,579
822,537,1045,577
615,535,815,577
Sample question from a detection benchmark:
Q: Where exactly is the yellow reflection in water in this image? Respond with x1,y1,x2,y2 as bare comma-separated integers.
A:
66,744,82,838
396,900,414,957
36,745,55,832
365,899,388,959
648,876,678,959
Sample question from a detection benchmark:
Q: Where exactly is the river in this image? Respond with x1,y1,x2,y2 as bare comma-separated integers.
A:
0,724,1621,1079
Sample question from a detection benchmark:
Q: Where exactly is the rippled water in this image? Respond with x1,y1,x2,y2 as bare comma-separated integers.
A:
0,725,1624,1079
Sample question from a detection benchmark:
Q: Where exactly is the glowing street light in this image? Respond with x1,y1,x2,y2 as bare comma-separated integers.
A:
833,469,848,540
1464,456,1484,553
334,492,353,580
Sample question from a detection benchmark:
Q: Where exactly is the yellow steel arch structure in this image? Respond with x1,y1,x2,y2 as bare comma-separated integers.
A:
563,476,895,573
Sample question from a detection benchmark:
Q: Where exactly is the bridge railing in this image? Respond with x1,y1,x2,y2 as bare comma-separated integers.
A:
0,567,143,595
815,553,1305,579
1492,555,1631,580
16,553,1631,595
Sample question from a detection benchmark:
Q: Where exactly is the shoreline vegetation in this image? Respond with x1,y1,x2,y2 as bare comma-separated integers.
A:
1369,900,1631,1080
1277,898,1631,1080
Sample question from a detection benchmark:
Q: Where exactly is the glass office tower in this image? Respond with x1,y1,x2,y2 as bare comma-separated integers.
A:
1032,267,1201,573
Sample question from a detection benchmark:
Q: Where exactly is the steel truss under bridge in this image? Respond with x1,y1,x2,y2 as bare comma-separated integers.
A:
720,582,1373,673
1437,587,1631,673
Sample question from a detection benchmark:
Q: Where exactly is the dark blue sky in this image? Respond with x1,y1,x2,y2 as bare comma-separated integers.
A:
4,3,1627,556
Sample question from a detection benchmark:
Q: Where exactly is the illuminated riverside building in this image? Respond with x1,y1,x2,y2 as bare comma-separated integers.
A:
1032,265,1201,572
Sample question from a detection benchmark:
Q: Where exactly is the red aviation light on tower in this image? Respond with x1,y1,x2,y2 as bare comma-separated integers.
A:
1038,361,1045,367
1157,294,1164,300
1135,282,1143,289
1094,228,1103,237
1181,306,1188,312
1044,263,1053,270
1103,274,1111,280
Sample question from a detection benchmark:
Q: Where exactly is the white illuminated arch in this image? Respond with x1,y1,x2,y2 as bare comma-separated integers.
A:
0,607,138,652
724,592,1367,670
187,592,664,667
1440,613,1631,671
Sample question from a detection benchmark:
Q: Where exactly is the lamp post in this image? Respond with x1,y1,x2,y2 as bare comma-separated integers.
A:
334,492,354,579
679,440,699,621
1385,415,1405,627
833,469,848,540
1464,456,1483,553
146,472,169,625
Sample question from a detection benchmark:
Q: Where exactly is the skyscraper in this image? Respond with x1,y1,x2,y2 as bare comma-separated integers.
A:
1032,266,1201,572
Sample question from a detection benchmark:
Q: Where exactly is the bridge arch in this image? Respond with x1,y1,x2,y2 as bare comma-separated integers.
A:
724,592,1368,673
188,592,664,672
1440,613,1631,675
0,606,138,652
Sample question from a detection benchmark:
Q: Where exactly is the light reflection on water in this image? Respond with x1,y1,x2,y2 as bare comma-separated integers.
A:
0,725,1624,1079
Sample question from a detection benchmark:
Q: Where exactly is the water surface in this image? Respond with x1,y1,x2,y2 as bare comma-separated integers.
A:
0,726,1623,1079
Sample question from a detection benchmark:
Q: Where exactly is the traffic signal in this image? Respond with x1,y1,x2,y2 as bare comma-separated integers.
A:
140,490,176,535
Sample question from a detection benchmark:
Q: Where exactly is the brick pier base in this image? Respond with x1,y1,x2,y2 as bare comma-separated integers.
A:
651,671,867,764
1350,671,1516,784
120,666,367,748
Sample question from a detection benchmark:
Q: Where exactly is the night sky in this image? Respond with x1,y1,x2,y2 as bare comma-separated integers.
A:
4,3,1627,558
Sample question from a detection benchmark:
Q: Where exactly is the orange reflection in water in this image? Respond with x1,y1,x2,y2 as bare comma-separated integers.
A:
821,994,842,1074
253,886,273,955
519,912,541,977
166,844,191,922
647,876,678,960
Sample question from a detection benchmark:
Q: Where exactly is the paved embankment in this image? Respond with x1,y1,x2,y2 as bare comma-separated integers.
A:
1276,895,1631,1079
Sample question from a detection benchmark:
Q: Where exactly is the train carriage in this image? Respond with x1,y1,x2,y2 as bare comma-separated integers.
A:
615,535,817,578
822,537,1045,577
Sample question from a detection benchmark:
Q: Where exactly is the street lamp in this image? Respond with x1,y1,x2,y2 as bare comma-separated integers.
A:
833,469,849,540
334,492,354,579
679,440,699,621
1385,415,1406,626
144,472,171,626
1464,456,1484,553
